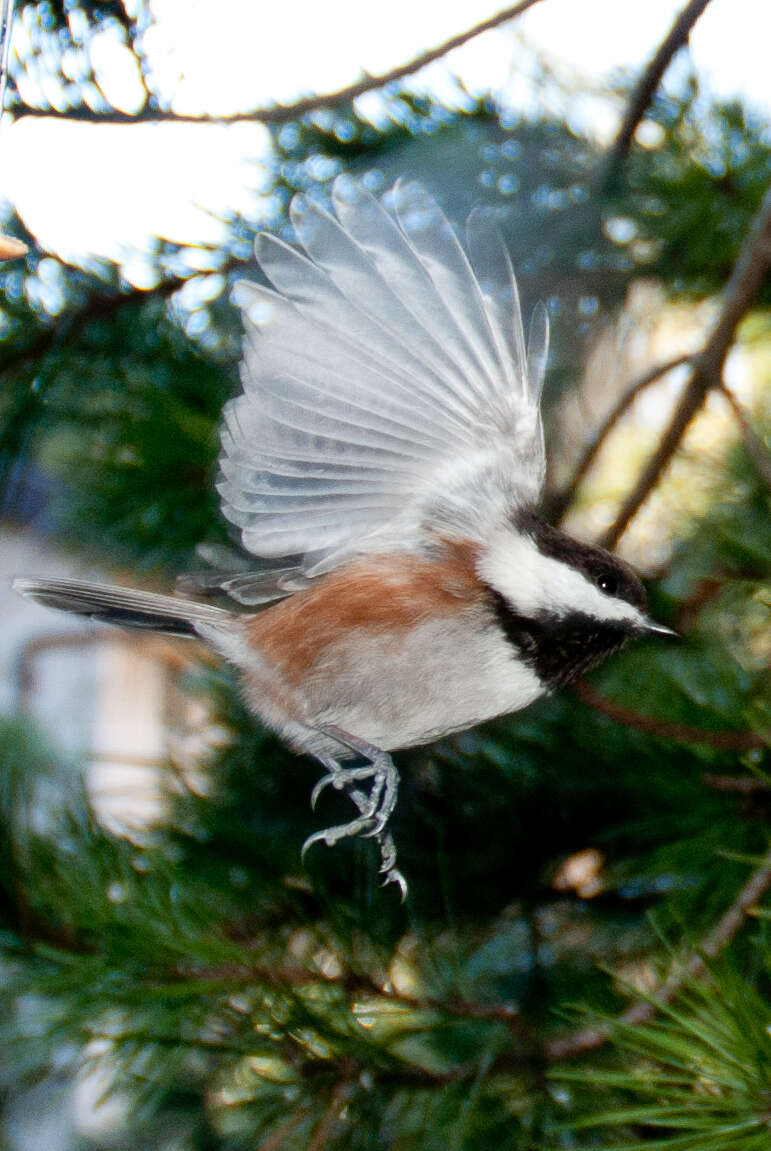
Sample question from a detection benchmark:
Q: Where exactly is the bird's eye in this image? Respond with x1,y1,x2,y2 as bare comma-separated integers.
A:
597,573,618,595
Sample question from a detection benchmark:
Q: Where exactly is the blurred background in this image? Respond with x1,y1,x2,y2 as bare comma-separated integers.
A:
0,2,769,1148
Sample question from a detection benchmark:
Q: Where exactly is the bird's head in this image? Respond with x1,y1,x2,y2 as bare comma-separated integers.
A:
477,512,674,687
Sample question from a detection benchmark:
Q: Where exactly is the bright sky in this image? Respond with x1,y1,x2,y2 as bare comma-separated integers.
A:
1,0,769,269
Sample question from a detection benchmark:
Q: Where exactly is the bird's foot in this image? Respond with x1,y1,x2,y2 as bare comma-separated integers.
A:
302,726,406,898
376,831,408,901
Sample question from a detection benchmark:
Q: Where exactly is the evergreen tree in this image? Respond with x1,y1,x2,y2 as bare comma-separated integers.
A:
1,3,769,1147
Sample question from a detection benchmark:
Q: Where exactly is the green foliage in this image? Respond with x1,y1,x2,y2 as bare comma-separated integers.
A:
620,83,771,302
40,296,238,570
2,438,769,1143
1,279,240,567
274,82,771,303
1,13,770,1150
553,967,771,1150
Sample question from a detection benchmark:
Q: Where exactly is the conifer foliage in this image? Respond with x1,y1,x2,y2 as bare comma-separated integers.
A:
1,3,769,1148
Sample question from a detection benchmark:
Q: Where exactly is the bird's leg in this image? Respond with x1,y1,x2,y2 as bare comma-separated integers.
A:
318,725,401,842
302,725,406,898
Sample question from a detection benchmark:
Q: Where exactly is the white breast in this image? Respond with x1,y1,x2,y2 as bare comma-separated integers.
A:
302,609,545,752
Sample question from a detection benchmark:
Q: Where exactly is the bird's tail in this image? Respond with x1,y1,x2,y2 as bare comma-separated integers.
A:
13,577,234,638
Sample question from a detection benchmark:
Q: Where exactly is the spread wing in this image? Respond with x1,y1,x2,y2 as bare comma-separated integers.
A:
217,179,548,602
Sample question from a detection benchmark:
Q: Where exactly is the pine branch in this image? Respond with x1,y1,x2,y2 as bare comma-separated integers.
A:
8,0,544,127
0,239,246,408
549,355,692,524
602,0,714,186
0,274,184,379
308,1081,355,1151
702,774,771,793
600,183,771,549
719,382,771,489
572,680,766,751
258,1112,313,1151
0,270,211,496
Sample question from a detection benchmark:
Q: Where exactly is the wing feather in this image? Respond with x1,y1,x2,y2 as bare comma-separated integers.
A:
329,183,502,408
288,199,496,414
217,178,547,585
238,277,477,432
465,206,526,398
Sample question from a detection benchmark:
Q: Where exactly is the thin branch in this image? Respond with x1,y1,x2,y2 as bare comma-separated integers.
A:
549,355,692,525
544,846,771,1060
308,1081,355,1151
702,773,771,793
187,955,530,1031
599,387,704,546
352,844,771,1073
602,0,714,185
258,1112,313,1151
572,680,766,751
8,0,545,128
719,382,771,488
600,184,771,550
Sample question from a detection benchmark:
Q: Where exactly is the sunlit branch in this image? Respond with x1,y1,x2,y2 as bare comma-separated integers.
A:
549,354,692,525
0,231,27,259
718,381,771,489
600,183,771,550
602,0,714,185
8,0,545,127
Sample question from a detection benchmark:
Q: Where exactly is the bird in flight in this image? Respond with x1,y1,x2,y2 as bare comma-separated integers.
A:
15,180,673,897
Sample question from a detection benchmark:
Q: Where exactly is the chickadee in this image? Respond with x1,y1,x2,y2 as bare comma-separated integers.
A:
14,179,673,896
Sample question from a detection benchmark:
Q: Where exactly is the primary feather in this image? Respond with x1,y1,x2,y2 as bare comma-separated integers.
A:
217,179,547,598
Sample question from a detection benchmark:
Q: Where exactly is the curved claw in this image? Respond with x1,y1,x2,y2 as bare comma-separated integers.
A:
302,813,378,861
301,828,326,862
382,868,408,902
311,774,334,811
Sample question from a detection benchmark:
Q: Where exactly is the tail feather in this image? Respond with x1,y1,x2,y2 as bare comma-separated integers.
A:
13,577,234,638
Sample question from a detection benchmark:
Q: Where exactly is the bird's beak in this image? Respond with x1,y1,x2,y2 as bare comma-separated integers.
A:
641,617,678,637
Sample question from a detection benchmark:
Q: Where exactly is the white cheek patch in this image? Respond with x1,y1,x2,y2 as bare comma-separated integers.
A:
477,529,647,627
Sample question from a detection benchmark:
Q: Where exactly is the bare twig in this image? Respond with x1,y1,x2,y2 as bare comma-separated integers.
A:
308,1081,355,1151
8,0,544,128
719,382,771,488
545,846,771,1060
599,388,706,547
602,0,714,185
258,1113,312,1151
550,355,692,524
702,773,771,793
572,680,766,751
600,184,771,550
